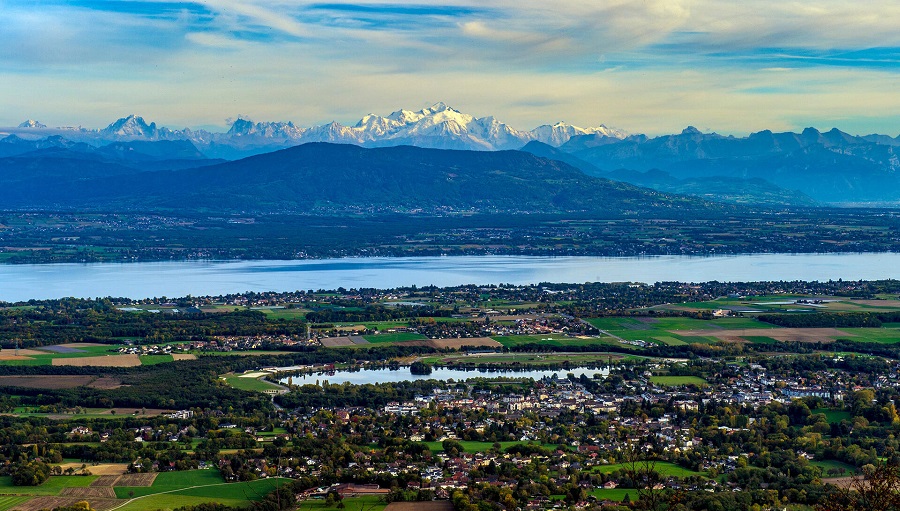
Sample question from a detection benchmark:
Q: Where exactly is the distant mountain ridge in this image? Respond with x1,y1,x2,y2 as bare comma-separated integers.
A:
5,105,900,204
557,127,900,203
3,103,627,159
0,142,725,217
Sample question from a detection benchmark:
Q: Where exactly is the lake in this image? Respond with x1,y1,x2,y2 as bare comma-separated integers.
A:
277,366,610,385
1,253,899,301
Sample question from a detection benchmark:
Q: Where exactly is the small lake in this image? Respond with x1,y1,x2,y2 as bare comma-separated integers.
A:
277,366,610,385
1,253,899,301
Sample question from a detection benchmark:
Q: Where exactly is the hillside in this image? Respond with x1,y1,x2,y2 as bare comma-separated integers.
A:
0,143,727,216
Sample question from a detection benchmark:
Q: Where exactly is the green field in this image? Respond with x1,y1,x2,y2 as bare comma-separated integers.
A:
139,355,174,365
812,408,852,424
0,475,97,495
590,461,704,478
362,332,427,343
427,352,633,367
220,372,284,392
589,488,637,502
422,440,562,453
811,459,857,475
649,376,708,387
113,472,288,511
491,334,620,348
298,495,386,511
0,496,30,511
257,307,309,319
0,345,125,366
836,328,900,344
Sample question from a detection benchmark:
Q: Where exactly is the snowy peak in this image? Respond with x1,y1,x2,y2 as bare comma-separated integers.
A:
530,122,626,147
18,120,46,129
102,115,161,139
7,104,628,155
226,118,305,139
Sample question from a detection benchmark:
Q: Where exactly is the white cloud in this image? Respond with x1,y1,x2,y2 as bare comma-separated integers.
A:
0,0,898,134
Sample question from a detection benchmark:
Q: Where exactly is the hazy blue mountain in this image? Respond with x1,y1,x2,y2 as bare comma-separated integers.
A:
560,127,900,204
0,142,726,216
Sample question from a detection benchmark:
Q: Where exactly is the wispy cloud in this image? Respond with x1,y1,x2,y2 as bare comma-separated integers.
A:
0,0,897,134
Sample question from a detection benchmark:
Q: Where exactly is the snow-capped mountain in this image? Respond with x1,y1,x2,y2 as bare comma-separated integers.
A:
3,103,628,158
18,120,47,129
101,114,170,139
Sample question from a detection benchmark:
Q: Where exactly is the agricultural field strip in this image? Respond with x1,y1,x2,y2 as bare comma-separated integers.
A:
106,478,288,511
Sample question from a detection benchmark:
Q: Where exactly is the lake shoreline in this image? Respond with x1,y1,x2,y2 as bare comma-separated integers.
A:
2,252,899,302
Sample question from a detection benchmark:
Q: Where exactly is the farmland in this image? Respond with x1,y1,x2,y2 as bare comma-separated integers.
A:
589,462,705,478
649,376,708,387
0,470,287,511
298,495,386,511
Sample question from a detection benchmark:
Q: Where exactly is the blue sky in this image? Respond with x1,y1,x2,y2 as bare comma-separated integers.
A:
1,0,898,135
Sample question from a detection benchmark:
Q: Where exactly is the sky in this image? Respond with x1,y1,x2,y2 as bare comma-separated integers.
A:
1,0,898,136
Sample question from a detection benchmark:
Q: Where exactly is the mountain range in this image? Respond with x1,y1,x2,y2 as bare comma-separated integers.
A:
0,142,723,217
3,103,900,205
5,102,626,159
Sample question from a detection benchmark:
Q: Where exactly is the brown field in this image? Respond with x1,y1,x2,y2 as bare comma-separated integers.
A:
335,325,367,332
90,475,124,486
0,355,34,361
87,377,125,390
61,464,128,477
52,354,141,367
12,497,120,511
426,338,502,349
1,348,45,356
849,299,900,308
319,336,356,347
115,473,158,487
0,375,95,389
821,476,855,488
171,353,197,361
61,487,117,498
385,502,454,511
104,408,174,417
675,328,854,343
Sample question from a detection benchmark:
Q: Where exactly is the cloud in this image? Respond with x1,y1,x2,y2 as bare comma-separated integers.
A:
0,0,898,134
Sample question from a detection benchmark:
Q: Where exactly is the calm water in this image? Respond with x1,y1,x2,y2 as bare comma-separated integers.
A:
1,253,899,301
278,366,610,385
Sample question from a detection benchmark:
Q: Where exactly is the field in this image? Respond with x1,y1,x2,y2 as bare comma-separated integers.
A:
421,338,502,350
589,461,704,478
586,314,900,345
12,408,176,419
52,354,141,367
362,332,426,343
0,376,123,390
660,295,900,314
319,336,369,347
810,459,857,475
0,497,30,511
424,351,627,367
589,488,637,502
0,344,199,367
649,376,708,387
220,372,284,393
491,334,619,349
137,355,173,365
299,495,386,511
422,440,561,453
813,408,852,424
384,502,452,511
0,476,97,496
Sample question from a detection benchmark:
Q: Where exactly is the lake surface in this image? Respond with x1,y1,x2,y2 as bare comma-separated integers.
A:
277,366,610,385
1,253,899,301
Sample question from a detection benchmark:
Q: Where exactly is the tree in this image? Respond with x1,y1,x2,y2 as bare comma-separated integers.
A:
10,460,50,486
817,462,900,511
623,447,666,511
